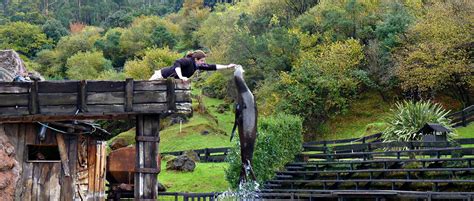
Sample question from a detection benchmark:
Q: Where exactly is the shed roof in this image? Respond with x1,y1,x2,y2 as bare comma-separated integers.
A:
417,123,451,134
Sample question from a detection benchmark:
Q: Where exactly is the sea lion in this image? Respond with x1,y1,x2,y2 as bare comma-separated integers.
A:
230,65,257,182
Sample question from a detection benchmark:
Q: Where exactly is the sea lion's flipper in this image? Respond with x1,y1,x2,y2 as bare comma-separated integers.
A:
230,103,241,142
239,160,256,183
247,160,257,181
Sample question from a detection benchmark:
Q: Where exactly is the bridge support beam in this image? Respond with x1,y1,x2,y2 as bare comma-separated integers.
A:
135,114,161,200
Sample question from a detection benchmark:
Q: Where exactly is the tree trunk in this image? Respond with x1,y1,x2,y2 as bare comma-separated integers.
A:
44,0,48,16
2,0,9,15
77,0,81,21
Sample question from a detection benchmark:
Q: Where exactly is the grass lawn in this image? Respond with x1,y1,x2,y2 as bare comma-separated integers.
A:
159,162,230,192
159,114,232,152
456,123,474,138
319,91,392,140
202,95,235,133
160,88,235,152
108,113,233,153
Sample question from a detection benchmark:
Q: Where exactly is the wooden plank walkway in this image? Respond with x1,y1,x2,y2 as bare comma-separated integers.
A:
0,79,192,122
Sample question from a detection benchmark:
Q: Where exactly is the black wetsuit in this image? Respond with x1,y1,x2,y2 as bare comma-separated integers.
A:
160,57,217,78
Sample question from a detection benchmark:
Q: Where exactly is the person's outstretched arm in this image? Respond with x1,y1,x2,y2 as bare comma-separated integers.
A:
216,64,237,70
199,63,236,71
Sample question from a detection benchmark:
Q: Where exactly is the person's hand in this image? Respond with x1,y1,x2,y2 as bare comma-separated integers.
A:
228,64,237,68
180,77,189,82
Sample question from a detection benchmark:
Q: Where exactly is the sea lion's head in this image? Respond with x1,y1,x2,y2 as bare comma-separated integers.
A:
234,65,244,78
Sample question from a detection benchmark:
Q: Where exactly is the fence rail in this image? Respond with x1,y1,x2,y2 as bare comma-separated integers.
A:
447,105,474,127
161,147,231,162
158,192,220,201
303,138,474,154
303,133,382,147
153,190,474,200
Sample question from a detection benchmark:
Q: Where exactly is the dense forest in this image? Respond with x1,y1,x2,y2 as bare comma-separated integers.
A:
0,0,472,138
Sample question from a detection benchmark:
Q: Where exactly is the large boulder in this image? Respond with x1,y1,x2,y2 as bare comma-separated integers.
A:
158,182,166,192
183,150,200,162
166,155,196,172
0,50,44,81
0,50,27,81
109,138,129,150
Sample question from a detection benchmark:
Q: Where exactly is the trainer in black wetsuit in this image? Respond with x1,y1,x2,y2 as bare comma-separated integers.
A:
149,50,236,81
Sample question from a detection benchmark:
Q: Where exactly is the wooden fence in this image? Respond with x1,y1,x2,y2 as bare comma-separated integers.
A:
156,190,474,200
157,191,474,200
161,147,230,162
447,105,474,127
158,192,220,201
303,138,474,154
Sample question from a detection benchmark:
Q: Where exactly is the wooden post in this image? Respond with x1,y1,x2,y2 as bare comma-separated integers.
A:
135,114,161,200
56,133,70,177
79,80,88,112
125,78,134,112
29,81,39,114
166,78,176,112
462,109,467,127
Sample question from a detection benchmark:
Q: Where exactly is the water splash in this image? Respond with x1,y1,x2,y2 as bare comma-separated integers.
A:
217,181,260,201
217,164,260,200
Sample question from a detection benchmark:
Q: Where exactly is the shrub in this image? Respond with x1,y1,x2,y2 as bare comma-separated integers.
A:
123,60,149,80
42,19,69,43
382,100,455,142
273,38,364,132
120,16,182,58
225,113,303,189
124,47,180,80
66,51,113,80
0,21,52,57
97,69,126,80
201,72,229,99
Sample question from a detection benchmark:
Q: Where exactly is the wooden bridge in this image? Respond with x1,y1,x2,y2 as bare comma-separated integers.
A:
0,78,191,122
0,78,191,200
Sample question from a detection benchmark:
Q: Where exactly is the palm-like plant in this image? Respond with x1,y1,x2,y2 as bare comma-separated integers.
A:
382,100,455,142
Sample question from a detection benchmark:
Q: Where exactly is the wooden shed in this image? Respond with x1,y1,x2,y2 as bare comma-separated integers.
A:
0,79,191,201
418,123,451,142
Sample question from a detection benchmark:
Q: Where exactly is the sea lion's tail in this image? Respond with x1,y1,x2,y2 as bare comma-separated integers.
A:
239,160,256,182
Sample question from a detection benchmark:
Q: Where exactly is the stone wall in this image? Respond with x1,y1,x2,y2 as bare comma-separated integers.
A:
0,125,20,201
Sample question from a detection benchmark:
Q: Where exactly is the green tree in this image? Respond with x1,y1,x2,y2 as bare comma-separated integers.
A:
124,47,180,80
177,6,210,49
363,2,413,100
36,26,102,78
101,10,133,28
35,49,63,79
0,21,52,57
273,39,364,135
393,1,473,105
295,0,380,43
95,28,127,68
201,72,228,99
56,26,102,60
150,25,177,48
42,19,69,43
8,0,46,24
66,51,113,80
120,16,181,58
